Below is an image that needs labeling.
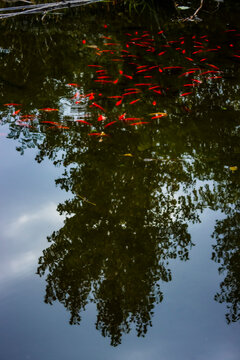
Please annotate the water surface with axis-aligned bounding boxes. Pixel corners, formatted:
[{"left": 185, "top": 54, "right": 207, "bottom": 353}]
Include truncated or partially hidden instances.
[{"left": 0, "top": 2, "right": 240, "bottom": 359}]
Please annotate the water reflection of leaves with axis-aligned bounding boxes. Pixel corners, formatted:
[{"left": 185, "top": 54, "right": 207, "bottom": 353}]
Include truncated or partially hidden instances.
[
  {"left": 210, "top": 176, "right": 240, "bottom": 324},
  {"left": 36, "top": 140, "right": 203, "bottom": 345},
  {"left": 1, "top": 11, "right": 240, "bottom": 343},
  {"left": 4, "top": 82, "right": 240, "bottom": 342},
  {"left": 212, "top": 210, "right": 240, "bottom": 323}
]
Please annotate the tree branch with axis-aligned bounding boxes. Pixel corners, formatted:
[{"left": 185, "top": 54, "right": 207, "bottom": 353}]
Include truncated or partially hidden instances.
[
  {"left": 181, "top": 0, "right": 204, "bottom": 22},
  {"left": 192, "top": 0, "right": 204, "bottom": 19}
]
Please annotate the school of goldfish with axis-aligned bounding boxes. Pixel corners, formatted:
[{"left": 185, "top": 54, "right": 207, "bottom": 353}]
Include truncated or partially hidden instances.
[{"left": 2, "top": 27, "right": 240, "bottom": 137}]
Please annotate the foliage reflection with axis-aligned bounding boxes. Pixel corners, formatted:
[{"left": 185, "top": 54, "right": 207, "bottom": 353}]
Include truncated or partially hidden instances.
[{"left": 0, "top": 3, "right": 240, "bottom": 345}]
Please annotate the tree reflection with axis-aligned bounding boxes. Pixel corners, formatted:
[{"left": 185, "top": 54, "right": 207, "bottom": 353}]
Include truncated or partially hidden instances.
[
  {"left": 36, "top": 140, "right": 201, "bottom": 345},
  {"left": 1, "top": 6, "right": 240, "bottom": 344},
  {"left": 211, "top": 175, "right": 240, "bottom": 324},
  {"left": 33, "top": 109, "right": 240, "bottom": 342}
]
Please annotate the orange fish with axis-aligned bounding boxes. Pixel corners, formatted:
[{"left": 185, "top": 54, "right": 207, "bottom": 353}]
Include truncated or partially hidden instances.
[
  {"left": 90, "top": 103, "right": 106, "bottom": 112},
  {"left": 87, "top": 65, "right": 103, "bottom": 68},
  {"left": 192, "top": 79, "right": 202, "bottom": 83},
  {"left": 88, "top": 132, "right": 108, "bottom": 137},
  {"left": 123, "top": 91, "right": 140, "bottom": 96},
  {"left": 130, "top": 122, "right": 149, "bottom": 125},
  {"left": 179, "top": 71, "right": 196, "bottom": 77},
  {"left": 56, "top": 125, "right": 69, "bottom": 129},
  {"left": 149, "top": 86, "right": 161, "bottom": 90},
  {"left": 153, "top": 90, "right": 162, "bottom": 95},
  {"left": 118, "top": 113, "right": 126, "bottom": 121},
  {"left": 39, "top": 108, "right": 59, "bottom": 112},
  {"left": 134, "top": 83, "right": 153, "bottom": 86},
  {"left": 104, "top": 121, "right": 117, "bottom": 128},
  {"left": 85, "top": 93, "right": 95, "bottom": 100},
  {"left": 129, "top": 99, "right": 140, "bottom": 105},
  {"left": 192, "top": 50, "right": 204, "bottom": 54},
  {"left": 72, "top": 92, "right": 80, "bottom": 99},
  {"left": 94, "top": 80, "right": 113, "bottom": 83},
  {"left": 151, "top": 114, "right": 167, "bottom": 119},
  {"left": 136, "top": 69, "right": 149, "bottom": 73},
  {"left": 97, "top": 76, "right": 110, "bottom": 79},
  {"left": 207, "top": 64, "right": 220, "bottom": 70},
  {"left": 163, "top": 66, "right": 183, "bottom": 70},
  {"left": 76, "top": 120, "right": 92, "bottom": 126},
  {"left": 98, "top": 115, "right": 107, "bottom": 121},
  {"left": 41, "top": 121, "right": 60, "bottom": 125},
  {"left": 180, "top": 92, "right": 193, "bottom": 97},
  {"left": 4, "top": 103, "right": 21, "bottom": 106},
  {"left": 206, "top": 76, "right": 222, "bottom": 79},
  {"left": 12, "top": 109, "right": 21, "bottom": 116},
  {"left": 123, "top": 74, "right": 133, "bottom": 80},
  {"left": 200, "top": 70, "right": 221, "bottom": 75},
  {"left": 115, "top": 98, "right": 123, "bottom": 106}
]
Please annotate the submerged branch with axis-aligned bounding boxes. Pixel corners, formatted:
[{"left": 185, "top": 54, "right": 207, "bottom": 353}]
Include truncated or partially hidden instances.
[
  {"left": 192, "top": 0, "right": 204, "bottom": 18},
  {"left": 181, "top": 0, "right": 204, "bottom": 22},
  {"left": 0, "top": 0, "right": 103, "bottom": 19}
]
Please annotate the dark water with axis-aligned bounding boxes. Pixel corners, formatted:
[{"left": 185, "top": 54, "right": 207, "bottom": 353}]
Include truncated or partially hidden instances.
[{"left": 0, "top": 2, "right": 240, "bottom": 359}]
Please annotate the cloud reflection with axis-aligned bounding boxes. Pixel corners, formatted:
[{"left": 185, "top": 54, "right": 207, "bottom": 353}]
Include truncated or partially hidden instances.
[{"left": 0, "top": 202, "right": 65, "bottom": 288}]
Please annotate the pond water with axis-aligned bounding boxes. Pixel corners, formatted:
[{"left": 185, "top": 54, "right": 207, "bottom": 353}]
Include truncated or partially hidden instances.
[{"left": 0, "top": 1, "right": 240, "bottom": 359}]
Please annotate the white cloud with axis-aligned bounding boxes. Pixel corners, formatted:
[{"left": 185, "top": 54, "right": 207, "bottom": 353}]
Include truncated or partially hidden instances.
[
  {"left": 196, "top": 345, "right": 240, "bottom": 360},
  {"left": 116, "top": 347, "right": 156, "bottom": 360},
  {"left": 4, "top": 202, "right": 63, "bottom": 238},
  {"left": 0, "top": 202, "right": 65, "bottom": 289}
]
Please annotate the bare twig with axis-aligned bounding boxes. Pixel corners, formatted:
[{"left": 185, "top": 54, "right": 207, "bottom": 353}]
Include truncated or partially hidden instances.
[
  {"left": 181, "top": 0, "right": 204, "bottom": 22},
  {"left": 192, "top": 0, "right": 204, "bottom": 19}
]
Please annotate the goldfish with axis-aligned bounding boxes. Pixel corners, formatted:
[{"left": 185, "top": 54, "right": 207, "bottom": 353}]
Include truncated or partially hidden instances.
[
  {"left": 180, "top": 92, "right": 193, "bottom": 97},
  {"left": 130, "top": 122, "right": 149, "bottom": 125},
  {"left": 104, "top": 121, "right": 117, "bottom": 128},
  {"left": 12, "top": 109, "right": 21, "bottom": 115},
  {"left": 67, "top": 83, "right": 80, "bottom": 87},
  {"left": 76, "top": 120, "right": 92, "bottom": 126},
  {"left": 98, "top": 115, "right": 106, "bottom": 121},
  {"left": 129, "top": 99, "right": 140, "bottom": 105},
  {"left": 179, "top": 71, "right": 196, "bottom": 77},
  {"left": 115, "top": 98, "right": 123, "bottom": 106},
  {"left": 90, "top": 103, "right": 106, "bottom": 112},
  {"left": 88, "top": 132, "right": 108, "bottom": 137},
  {"left": 41, "top": 121, "right": 60, "bottom": 125},
  {"left": 151, "top": 114, "right": 167, "bottom": 119},
  {"left": 87, "top": 65, "right": 103, "bottom": 68},
  {"left": 56, "top": 125, "right": 69, "bottom": 129},
  {"left": 39, "top": 108, "right": 59, "bottom": 112},
  {"left": 4, "top": 103, "right": 21, "bottom": 106}
]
